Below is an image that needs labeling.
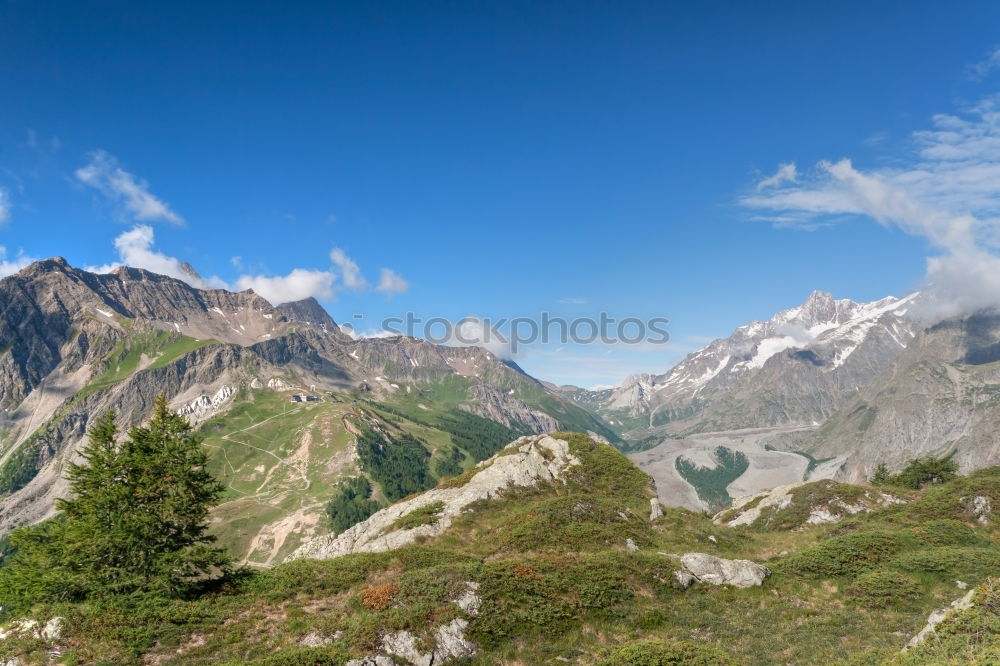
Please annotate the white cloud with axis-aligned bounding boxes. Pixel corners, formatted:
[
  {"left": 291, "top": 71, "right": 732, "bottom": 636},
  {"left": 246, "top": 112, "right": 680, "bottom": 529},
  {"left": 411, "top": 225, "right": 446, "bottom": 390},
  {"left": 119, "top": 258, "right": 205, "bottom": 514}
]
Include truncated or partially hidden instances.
[
  {"left": 330, "top": 247, "right": 367, "bottom": 290},
  {"left": 235, "top": 270, "right": 335, "bottom": 305},
  {"left": 338, "top": 324, "right": 400, "bottom": 340},
  {"left": 83, "top": 228, "right": 400, "bottom": 307},
  {"left": 448, "top": 317, "right": 513, "bottom": 358},
  {"left": 742, "top": 95, "right": 1000, "bottom": 319},
  {"left": 0, "top": 246, "right": 36, "bottom": 278},
  {"left": 86, "top": 225, "right": 227, "bottom": 290},
  {"left": 0, "top": 188, "right": 10, "bottom": 224},
  {"left": 75, "top": 150, "right": 184, "bottom": 225},
  {"left": 756, "top": 162, "right": 798, "bottom": 190},
  {"left": 970, "top": 47, "right": 1000, "bottom": 79},
  {"left": 375, "top": 267, "right": 408, "bottom": 295}
]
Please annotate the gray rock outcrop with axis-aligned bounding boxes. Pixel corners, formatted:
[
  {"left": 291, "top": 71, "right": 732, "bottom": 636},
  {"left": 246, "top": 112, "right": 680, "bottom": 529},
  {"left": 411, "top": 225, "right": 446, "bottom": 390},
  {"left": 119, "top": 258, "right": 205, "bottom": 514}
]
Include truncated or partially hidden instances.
[
  {"left": 286, "top": 435, "right": 581, "bottom": 561},
  {"left": 905, "top": 589, "right": 976, "bottom": 650},
  {"left": 714, "top": 482, "right": 903, "bottom": 529},
  {"left": 677, "top": 553, "right": 770, "bottom": 588}
]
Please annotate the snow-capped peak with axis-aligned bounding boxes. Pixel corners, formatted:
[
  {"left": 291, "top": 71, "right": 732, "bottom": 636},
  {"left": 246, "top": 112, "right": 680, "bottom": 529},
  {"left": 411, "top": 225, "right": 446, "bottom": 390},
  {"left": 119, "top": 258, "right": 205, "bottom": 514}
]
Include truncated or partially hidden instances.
[{"left": 601, "top": 290, "right": 918, "bottom": 415}]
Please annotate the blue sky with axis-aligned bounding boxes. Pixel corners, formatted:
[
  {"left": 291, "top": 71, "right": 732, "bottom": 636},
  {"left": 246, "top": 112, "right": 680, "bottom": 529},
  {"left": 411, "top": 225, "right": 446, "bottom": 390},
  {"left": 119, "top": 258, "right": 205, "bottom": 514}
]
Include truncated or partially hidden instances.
[{"left": 3, "top": 1, "right": 1000, "bottom": 386}]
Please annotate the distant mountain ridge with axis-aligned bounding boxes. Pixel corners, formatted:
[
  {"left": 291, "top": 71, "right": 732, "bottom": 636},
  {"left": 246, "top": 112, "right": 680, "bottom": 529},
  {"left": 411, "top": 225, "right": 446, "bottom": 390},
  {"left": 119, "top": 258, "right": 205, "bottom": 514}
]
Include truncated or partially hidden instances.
[
  {"left": 801, "top": 311, "right": 1000, "bottom": 480},
  {"left": 573, "top": 290, "right": 918, "bottom": 438}
]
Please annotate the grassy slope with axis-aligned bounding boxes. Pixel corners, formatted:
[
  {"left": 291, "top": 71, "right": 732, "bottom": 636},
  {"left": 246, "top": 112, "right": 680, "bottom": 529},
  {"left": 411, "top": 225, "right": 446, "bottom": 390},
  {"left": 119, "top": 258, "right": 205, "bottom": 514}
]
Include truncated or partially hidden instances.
[
  {"left": 6, "top": 436, "right": 1000, "bottom": 665},
  {"left": 199, "top": 384, "right": 509, "bottom": 565}
]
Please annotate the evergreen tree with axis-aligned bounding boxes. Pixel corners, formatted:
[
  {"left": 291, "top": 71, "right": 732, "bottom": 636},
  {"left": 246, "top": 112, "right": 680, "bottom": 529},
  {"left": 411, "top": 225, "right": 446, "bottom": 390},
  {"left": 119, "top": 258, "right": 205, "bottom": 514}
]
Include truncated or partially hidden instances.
[
  {"left": 0, "top": 396, "right": 230, "bottom": 610},
  {"left": 870, "top": 463, "right": 891, "bottom": 485}
]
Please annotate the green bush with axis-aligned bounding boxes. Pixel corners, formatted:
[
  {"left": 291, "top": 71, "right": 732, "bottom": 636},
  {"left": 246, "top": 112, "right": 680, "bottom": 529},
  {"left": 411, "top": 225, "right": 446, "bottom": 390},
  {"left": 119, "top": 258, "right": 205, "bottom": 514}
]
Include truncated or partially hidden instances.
[
  {"left": 471, "top": 553, "right": 633, "bottom": 648},
  {"left": 597, "top": 639, "right": 738, "bottom": 665},
  {"left": 879, "top": 455, "right": 959, "bottom": 489},
  {"left": 892, "top": 547, "right": 1000, "bottom": 581},
  {"left": 844, "top": 570, "right": 922, "bottom": 608},
  {"left": 391, "top": 501, "right": 445, "bottom": 531},
  {"left": 486, "top": 494, "right": 651, "bottom": 553},
  {"left": 910, "top": 519, "right": 983, "bottom": 547},
  {"left": 780, "top": 530, "right": 908, "bottom": 577}
]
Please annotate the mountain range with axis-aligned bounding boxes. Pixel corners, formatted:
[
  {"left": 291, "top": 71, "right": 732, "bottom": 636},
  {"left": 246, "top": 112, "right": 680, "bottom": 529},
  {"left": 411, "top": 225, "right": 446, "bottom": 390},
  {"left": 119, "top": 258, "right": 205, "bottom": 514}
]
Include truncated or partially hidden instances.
[
  {"left": 0, "top": 258, "right": 613, "bottom": 562},
  {"left": 5, "top": 258, "right": 1000, "bottom": 554}
]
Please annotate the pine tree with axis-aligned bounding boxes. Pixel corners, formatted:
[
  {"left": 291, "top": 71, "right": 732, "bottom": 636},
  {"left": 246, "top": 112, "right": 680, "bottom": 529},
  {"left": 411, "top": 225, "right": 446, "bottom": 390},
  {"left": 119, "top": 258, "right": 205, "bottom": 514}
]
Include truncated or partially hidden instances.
[{"left": 0, "top": 395, "right": 230, "bottom": 609}]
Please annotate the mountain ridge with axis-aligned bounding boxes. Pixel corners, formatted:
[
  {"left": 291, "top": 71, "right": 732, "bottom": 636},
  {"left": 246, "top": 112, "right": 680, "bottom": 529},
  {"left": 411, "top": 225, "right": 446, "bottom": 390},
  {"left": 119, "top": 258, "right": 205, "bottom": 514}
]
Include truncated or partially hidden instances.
[{"left": 0, "top": 259, "right": 616, "bottom": 552}]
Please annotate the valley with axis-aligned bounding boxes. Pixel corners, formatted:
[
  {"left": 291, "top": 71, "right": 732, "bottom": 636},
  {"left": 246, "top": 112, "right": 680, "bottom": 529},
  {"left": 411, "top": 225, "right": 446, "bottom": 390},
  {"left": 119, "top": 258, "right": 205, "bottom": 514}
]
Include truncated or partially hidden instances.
[{"left": 629, "top": 425, "right": 819, "bottom": 512}]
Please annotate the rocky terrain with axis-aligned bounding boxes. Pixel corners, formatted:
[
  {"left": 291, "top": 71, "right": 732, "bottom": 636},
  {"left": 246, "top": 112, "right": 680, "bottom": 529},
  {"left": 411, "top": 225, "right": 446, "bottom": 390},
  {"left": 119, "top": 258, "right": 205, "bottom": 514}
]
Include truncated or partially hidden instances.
[
  {"left": 801, "top": 312, "right": 1000, "bottom": 480},
  {"left": 288, "top": 434, "right": 582, "bottom": 561}
]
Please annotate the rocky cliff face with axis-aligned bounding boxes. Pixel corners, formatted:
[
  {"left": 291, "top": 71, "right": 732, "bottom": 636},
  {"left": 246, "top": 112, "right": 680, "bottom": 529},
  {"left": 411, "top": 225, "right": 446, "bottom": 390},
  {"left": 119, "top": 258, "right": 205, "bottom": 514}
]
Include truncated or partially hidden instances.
[
  {"left": 0, "top": 257, "right": 288, "bottom": 410},
  {"left": 276, "top": 297, "right": 342, "bottom": 334},
  {"left": 803, "top": 312, "right": 1000, "bottom": 481}
]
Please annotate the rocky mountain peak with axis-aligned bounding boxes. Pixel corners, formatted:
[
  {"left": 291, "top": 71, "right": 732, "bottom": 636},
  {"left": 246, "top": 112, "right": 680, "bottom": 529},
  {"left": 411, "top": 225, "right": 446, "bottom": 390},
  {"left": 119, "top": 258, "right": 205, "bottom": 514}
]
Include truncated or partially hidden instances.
[
  {"left": 276, "top": 297, "right": 339, "bottom": 331},
  {"left": 590, "top": 289, "right": 919, "bottom": 436}
]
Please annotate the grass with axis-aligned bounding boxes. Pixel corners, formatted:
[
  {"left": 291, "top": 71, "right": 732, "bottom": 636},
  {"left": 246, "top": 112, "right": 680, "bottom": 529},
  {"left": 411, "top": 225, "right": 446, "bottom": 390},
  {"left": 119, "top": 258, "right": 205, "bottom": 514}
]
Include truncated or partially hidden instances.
[
  {"left": 390, "top": 501, "right": 446, "bottom": 531},
  {"left": 75, "top": 329, "right": 218, "bottom": 402}
]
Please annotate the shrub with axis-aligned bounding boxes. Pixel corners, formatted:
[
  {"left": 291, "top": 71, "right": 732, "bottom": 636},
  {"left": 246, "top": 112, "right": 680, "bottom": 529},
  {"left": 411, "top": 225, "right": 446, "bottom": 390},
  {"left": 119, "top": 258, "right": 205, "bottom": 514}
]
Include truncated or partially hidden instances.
[
  {"left": 911, "top": 519, "right": 983, "bottom": 547},
  {"left": 391, "top": 501, "right": 446, "bottom": 531},
  {"left": 845, "top": 570, "right": 922, "bottom": 608},
  {"left": 488, "top": 494, "right": 651, "bottom": 553},
  {"left": 597, "top": 639, "right": 738, "bottom": 665},
  {"left": 892, "top": 546, "right": 1000, "bottom": 581},
  {"left": 471, "top": 553, "right": 632, "bottom": 648},
  {"left": 360, "top": 582, "right": 399, "bottom": 611},
  {"left": 880, "top": 455, "right": 959, "bottom": 489},
  {"left": 780, "top": 530, "right": 908, "bottom": 577}
]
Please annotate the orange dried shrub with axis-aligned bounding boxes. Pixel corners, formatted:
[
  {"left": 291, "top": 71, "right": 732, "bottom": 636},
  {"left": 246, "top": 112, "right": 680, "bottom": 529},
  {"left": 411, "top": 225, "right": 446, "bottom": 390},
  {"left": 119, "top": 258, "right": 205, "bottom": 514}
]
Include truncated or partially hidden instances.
[
  {"left": 513, "top": 563, "right": 538, "bottom": 580},
  {"left": 361, "top": 582, "right": 399, "bottom": 611}
]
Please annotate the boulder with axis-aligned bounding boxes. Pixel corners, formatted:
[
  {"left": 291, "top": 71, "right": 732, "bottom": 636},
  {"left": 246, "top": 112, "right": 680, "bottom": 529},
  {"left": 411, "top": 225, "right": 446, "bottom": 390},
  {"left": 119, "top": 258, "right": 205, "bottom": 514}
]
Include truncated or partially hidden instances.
[
  {"left": 650, "top": 498, "right": 663, "bottom": 521},
  {"left": 963, "top": 495, "right": 992, "bottom": 525},
  {"left": 673, "top": 570, "right": 697, "bottom": 590},
  {"left": 432, "top": 619, "right": 476, "bottom": 662},
  {"left": 679, "top": 553, "right": 770, "bottom": 588}
]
